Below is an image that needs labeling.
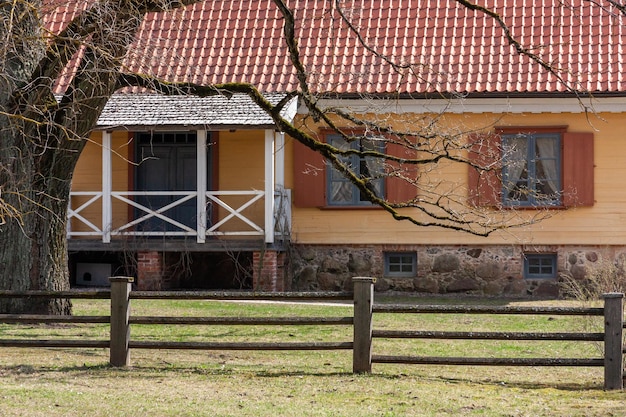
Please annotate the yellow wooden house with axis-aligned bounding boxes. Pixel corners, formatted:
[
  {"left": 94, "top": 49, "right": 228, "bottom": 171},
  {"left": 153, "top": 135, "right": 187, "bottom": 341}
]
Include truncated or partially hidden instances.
[{"left": 52, "top": 1, "right": 626, "bottom": 295}]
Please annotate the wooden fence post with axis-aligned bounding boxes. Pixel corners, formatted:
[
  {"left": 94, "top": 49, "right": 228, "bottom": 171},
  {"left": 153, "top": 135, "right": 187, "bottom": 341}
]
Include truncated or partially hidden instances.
[
  {"left": 353, "top": 277, "right": 375, "bottom": 373},
  {"left": 110, "top": 277, "right": 133, "bottom": 367},
  {"left": 603, "top": 292, "right": 623, "bottom": 390}
]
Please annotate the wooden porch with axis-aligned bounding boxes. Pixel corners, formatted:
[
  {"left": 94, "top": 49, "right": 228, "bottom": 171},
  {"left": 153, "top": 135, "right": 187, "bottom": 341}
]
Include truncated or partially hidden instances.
[{"left": 67, "top": 129, "right": 291, "bottom": 248}]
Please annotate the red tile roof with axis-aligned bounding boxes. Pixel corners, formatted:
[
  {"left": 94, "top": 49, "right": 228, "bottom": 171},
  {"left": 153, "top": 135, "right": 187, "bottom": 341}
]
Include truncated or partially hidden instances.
[{"left": 44, "top": 0, "right": 626, "bottom": 95}]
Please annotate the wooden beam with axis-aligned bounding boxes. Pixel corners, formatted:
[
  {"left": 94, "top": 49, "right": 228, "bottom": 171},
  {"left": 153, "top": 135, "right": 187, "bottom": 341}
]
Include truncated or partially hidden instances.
[{"left": 264, "top": 129, "right": 275, "bottom": 243}]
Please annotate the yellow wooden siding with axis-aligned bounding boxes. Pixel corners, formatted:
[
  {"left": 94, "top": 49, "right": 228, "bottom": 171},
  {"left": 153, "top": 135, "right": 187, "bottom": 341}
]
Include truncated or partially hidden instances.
[
  {"left": 216, "top": 130, "right": 266, "bottom": 233},
  {"left": 70, "top": 132, "right": 130, "bottom": 233},
  {"left": 289, "top": 112, "right": 626, "bottom": 246}
]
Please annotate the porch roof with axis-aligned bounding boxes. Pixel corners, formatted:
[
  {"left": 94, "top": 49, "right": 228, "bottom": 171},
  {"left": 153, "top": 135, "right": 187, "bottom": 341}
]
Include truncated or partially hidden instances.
[{"left": 95, "top": 92, "right": 297, "bottom": 130}]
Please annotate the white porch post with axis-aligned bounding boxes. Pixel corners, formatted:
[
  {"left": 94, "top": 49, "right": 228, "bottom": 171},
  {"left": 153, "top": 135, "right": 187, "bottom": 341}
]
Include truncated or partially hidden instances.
[
  {"left": 264, "top": 129, "right": 275, "bottom": 244},
  {"left": 197, "top": 130, "right": 208, "bottom": 243},
  {"left": 273, "top": 131, "right": 290, "bottom": 239},
  {"left": 102, "top": 131, "right": 112, "bottom": 243},
  {"left": 275, "top": 132, "right": 285, "bottom": 189}
]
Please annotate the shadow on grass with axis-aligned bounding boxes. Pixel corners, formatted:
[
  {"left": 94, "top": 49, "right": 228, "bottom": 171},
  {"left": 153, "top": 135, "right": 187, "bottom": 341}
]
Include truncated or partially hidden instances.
[
  {"left": 395, "top": 371, "right": 605, "bottom": 392},
  {"left": 0, "top": 362, "right": 606, "bottom": 392},
  {"left": 237, "top": 366, "right": 606, "bottom": 392}
]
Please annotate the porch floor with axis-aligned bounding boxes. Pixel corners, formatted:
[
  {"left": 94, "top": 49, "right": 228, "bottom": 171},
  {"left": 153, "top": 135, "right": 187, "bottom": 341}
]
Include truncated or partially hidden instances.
[{"left": 67, "top": 238, "right": 282, "bottom": 253}]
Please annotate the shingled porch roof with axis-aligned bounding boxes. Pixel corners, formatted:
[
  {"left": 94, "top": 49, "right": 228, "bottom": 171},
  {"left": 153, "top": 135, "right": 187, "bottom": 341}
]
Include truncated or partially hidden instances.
[
  {"left": 44, "top": 0, "right": 626, "bottom": 97},
  {"left": 95, "top": 92, "right": 297, "bottom": 129}
]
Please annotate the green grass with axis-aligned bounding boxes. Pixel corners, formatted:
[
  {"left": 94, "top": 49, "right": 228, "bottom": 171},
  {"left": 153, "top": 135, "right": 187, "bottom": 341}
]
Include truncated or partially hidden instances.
[{"left": 0, "top": 297, "right": 624, "bottom": 416}]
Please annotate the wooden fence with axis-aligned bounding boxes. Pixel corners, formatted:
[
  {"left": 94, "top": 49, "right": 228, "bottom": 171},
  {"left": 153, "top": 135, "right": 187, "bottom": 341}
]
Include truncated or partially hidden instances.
[{"left": 0, "top": 277, "right": 623, "bottom": 389}]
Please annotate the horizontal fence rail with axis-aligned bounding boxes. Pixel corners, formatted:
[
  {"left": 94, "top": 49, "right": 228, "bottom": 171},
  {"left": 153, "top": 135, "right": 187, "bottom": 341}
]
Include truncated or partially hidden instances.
[
  {"left": 0, "top": 290, "right": 353, "bottom": 301},
  {"left": 372, "top": 330, "right": 605, "bottom": 341},
  {"left": 0, "top": 315, "right": 110, "bottom": 324},
  {"left": 374, "top": 304, "right": 605, "bottom": 315},
  {"left": 128, "top": 290, "right": 353, "bottom": 301},
  {"left": 129, "top": 316, "right": 353, "bottom": 325},
  {"left": 0, "top": 290, "right": 112, "bottom": 299},
  {"left": 129, "top": 341, "right": 354, "bottom": 351},
  {"left": 0, "top": 277, "right": 623, "bottom": 390},
  {"left": 0, "top": 339, "right": 110, "bottom": 348},
  {"left": 371, "top": 356, "right": 605, "bottom": 367}
]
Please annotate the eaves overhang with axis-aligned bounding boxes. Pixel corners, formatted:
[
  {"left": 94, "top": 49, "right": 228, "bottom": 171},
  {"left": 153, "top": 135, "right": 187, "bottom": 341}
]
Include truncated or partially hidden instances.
[{"left": 308, "top": 94, "right": 626, "bottom": 115}]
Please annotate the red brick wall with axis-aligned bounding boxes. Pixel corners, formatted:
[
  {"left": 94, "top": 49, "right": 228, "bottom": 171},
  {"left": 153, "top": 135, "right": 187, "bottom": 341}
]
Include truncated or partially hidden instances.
[
  {"left": 253, "top": 250, "right": 286, "bottom": 291},
  {"left": 137, "top": 251, "right": 163, "bottom": 290}
]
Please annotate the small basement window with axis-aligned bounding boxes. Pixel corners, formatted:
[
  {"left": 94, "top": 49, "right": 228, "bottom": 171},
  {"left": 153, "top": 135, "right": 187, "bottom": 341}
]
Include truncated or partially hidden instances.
[
  {"left": 384, "top": 252, "right": 417, "bottom": 278},
  {"left": 524, "top": 254, "right": 557, "bottom": 279}
]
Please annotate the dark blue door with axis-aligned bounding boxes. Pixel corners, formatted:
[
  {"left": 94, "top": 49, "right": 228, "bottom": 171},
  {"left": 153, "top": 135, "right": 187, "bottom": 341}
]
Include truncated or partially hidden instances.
[{"left": 136, "top": 132, "right": 198, "bottom": 233}]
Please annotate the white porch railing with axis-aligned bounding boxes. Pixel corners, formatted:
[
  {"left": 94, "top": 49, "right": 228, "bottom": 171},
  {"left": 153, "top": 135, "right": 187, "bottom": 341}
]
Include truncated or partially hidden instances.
[{"left": 67, "top": 190, "right": 290, "bottom": 243}]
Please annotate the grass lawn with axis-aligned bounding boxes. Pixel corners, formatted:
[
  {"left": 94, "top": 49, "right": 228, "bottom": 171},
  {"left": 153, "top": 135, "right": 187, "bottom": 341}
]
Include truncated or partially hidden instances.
[{"left": 1, "top": 296, "right": 625, "bottom": 416}]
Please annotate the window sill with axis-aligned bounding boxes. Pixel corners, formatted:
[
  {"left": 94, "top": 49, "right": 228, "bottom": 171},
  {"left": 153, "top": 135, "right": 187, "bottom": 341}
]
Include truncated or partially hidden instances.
[
  {"left": 319, "top": 205, "right": 382, "bottom": 210},
  {"left": 383, "top": 275, "right": 417, "bottom": 279},
  {"left": 523, "top": 276, "right": 557, "bottom": 280},
  {"left": 499, "top": 204, "right": 567, "bottom": 211}
]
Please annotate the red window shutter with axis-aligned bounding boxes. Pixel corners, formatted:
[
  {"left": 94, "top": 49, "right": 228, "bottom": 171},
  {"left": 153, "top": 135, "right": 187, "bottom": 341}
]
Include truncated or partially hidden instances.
[
  {"left": 562, "top": 132, "right": 594, "bottom": 207},
  {"left": 467, "top": 134, "right": 501, "bottom": 207},
  {"left": 293, "top": 140, "right": 326, "bottom": 207},
  {"left": 385, "top": 141, "right": 418, "bottom": 204}
]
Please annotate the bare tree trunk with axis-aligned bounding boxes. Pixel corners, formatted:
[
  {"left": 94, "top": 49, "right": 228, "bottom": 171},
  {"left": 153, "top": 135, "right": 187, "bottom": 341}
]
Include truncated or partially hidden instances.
[
  {"left": 0, "top": 0, "right": 144, "bottom": 313},
  {"left": 0, "top": 125, "right": 75, "bottom": 314}
]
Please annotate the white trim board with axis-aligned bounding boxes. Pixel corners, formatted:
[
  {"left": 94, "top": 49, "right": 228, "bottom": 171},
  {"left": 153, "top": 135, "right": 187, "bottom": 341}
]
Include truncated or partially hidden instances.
[{"left": 309, "top": 96, "right": 626, "bottom": 114}]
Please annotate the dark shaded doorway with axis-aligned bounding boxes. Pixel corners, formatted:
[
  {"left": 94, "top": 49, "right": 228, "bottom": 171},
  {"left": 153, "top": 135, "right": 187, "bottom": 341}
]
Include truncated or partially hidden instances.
[{"left": 135, "top": 132, "right": 203, "bottom": 232}]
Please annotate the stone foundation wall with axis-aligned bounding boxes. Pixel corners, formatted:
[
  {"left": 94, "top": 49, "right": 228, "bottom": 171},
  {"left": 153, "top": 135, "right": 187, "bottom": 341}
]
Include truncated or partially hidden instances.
[{"left": 290, "top": 244, "right": 626, "bottom": 297}]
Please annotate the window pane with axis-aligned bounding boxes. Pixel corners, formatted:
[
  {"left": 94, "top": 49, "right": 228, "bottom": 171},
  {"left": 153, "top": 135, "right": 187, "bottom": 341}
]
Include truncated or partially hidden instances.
[
  {"left": 327, "top": 135, "right": 384, "bottom": 205},
  {"left": 503, "top": 133, "right": 561, "bottom": 206},
  {"left": 534, "top": 136, "right": 559, "bottom": 202},
  {"left": 329, "top": 137, "right": 350, "bottom": 151},
  {"left": 329, "top": 182, "right": 352, "bottom": 204},
  {"left": 503, "top": 136, "right": 530, "bottom": 203},
  {"left": 524, "top": 254, "right": 556, "bottom": 278},
  {"left": 385, "top": 252, "right": 416, "bottom": 277},
  {"left": 359, "top": 179, "right": 384, "bottom": 202}
]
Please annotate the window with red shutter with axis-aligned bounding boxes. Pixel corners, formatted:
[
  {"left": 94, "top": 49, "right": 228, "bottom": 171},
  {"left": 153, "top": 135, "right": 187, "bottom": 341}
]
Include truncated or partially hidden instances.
[
  {"left": 467, "top": 128, "right": 594, "bottom": 208},
  {"left": 293, "top": 133, "right": 418, "bottom": 208}
]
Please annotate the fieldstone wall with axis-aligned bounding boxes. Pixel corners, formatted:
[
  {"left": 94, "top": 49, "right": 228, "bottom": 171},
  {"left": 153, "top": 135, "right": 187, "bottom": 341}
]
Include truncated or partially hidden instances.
[{"left": 290, "top": 244, "right": 626, "bottom": 298}]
